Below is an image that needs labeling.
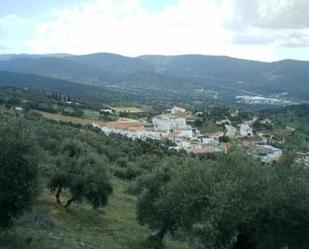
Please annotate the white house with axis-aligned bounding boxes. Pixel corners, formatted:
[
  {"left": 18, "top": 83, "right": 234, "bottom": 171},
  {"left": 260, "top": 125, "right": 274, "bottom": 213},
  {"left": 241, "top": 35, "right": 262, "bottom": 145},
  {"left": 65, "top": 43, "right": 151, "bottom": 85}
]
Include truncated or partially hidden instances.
[
  {"left": 152, "top": 115, "right": 186, "bottom": 131},
  {"left": 176, "top": 128, "right": 195, "bottom": 138},
  {"left": 216, "top": 119, "right": 231, "bottom": 125},
  {"left": 255, "top": 144, "right": 282, "bottom": 162},
  {"left": 230, "top": 110, "right": 239, "bottom": 117},
  {"left": 260, "top": 119, "right": 272, "bottom": 125},
  {"left": 200, "top": 136, "right": 218, "bottom": 145},
  {"left": 296, "top": 152, "right": 309, "bottom": 166},
  {"left": 171, "top": 106, "right": 186, "bottom": 115},
  {"left": 14, "top": 107, "right": 24, "bottom": 111},
  {"left": 100, "top": 109, "right": 114, "bottom": 114},
  {"left": 174, "top": 139, "right": 191, "bottom": 150},
  {"left": 239, "top": 124, "right": 254, "bottom": 137}
]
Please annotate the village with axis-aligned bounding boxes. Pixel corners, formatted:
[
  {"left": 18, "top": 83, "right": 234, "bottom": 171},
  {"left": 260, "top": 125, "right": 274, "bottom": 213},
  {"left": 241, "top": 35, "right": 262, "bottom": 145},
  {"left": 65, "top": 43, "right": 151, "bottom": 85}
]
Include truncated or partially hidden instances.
[
  {"left": 92, "top": 105, "right": 308, "bottom": 164},
  {"left": 236, "top": 95, "right": 295, "bottom": 105}
]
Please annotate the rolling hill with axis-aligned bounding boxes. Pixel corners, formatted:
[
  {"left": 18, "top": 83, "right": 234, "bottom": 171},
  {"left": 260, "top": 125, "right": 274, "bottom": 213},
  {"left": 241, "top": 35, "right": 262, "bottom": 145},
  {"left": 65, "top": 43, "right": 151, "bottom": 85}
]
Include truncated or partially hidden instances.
[
  {"left": 0, "top": 70, "right": 134, "bottom": 105},
  {"left": 67, "top": 53, "right": 154, "bottom": 74},
  {"left": 139, "top": 55, "right": 309, "bottom": 98},
  {"left": 0, "top": 53, "right": 308, "bottom": 101}
]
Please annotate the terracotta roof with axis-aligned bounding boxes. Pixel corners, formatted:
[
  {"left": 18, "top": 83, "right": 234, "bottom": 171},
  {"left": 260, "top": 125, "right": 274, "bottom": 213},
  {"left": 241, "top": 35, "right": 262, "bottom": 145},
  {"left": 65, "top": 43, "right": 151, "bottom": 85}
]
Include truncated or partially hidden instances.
[{"left": 190, "top": 146, "right": 221, "bottom": 154}]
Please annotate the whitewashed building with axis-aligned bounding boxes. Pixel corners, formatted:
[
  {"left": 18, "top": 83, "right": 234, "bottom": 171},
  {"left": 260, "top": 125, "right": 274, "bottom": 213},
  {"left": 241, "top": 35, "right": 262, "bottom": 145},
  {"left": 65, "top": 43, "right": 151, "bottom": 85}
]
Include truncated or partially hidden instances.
[
  {"left": 92, "top": 123, "right": 167, "bottom": 140},
  {"left": 296, "top": 152, "right": 309, "bottom": 166},
  {"left": 14, "top": 107, "right": 24, "bottom": 111},
  {"left": 239, "top": 124, "right": 254, "bottom": 137},
  {"left": 255, "top": 144, "right": 282, "bottom": 162},
  {"left": 200, "top": 136, "right": 219, "bottom": 145},
  {"left": 152, "top": 115, "right": 186, "bottom": 130},
  {"left": 171, "top": 106, "right": 186, "bottom": 115},
  {"left": 100, "top": 109, "right": 113, "bottom": 114},
  {"left": 216, "top": 119, "right": 232, "bottom": 125},
  {"left": 176, "top": 128, "right": 195, "bottom": 138}
]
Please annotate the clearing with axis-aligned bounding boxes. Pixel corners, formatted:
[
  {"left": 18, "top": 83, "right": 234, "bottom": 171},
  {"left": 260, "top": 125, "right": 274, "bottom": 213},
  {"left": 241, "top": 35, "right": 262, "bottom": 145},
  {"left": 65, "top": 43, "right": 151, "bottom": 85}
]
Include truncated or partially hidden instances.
[
  {"left": 35, "top": 111, "right": 99, "bottom": 125},
  {"left": 112, "top": 107, "right": 148, "bottom": 113}
]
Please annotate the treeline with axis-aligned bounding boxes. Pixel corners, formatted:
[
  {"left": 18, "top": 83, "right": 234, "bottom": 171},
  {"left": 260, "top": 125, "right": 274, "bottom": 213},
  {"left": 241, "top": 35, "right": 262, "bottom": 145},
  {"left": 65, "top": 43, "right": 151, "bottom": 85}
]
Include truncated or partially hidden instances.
[{"left": 0, "top": 71, "right": 229, "bottom": 113}]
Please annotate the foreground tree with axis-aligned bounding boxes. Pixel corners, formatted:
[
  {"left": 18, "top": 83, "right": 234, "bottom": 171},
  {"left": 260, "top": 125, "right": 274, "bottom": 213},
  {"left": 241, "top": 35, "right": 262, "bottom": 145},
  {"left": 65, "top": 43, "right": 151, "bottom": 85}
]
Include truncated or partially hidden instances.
[
  {"left": 0, "top": 118, "right": 38, "bottom": 228},
  {"left": 136, "top": 159, "right": 177, "bottom": 246},
  {"left": 193, "top": 152, "right": 309, "bottom": 249},
  {"left": 48, "top": 139, "right": 112, "bottom": 208},
  {"left": 136, "top": 157, "right": 203, "bottom": 246},
  {"left": 137, "top": 149, "right": 309, "bottom": 249}
]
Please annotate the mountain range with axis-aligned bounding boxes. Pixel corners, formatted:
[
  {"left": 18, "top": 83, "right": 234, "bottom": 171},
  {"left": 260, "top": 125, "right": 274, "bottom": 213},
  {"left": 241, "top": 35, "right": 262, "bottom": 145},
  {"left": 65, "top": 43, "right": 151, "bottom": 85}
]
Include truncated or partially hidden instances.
[{"left": 0, "top": 53, "right": 308, "bottom": 101}]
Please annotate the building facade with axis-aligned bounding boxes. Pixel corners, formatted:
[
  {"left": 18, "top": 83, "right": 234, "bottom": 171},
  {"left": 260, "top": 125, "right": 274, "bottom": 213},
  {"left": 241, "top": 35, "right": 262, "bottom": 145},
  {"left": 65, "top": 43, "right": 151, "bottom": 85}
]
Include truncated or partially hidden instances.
[{"left": 152, "top": 115, "right": 186, "bottom": 130}]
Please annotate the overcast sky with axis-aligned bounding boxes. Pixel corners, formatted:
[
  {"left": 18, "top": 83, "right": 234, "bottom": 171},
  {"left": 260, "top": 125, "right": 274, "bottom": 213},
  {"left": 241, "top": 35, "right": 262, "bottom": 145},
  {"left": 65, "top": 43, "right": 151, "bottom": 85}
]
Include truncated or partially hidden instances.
[{"left": 1, "top": 0, "right": 309, "bottom": 61}]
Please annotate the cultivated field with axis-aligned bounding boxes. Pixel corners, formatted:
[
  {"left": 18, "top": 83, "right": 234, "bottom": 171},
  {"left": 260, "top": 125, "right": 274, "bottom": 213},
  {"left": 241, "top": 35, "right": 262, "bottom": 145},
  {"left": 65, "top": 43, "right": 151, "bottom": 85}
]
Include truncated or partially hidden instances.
[
  {"left": 112, "top": 106, "right": 148, "bottom": 113},
  {"left": 94, "top": 118, "right": 146, "bottom": 129},
  {"left": 35, "top": 111, "right": 96, "bottom": 125}
]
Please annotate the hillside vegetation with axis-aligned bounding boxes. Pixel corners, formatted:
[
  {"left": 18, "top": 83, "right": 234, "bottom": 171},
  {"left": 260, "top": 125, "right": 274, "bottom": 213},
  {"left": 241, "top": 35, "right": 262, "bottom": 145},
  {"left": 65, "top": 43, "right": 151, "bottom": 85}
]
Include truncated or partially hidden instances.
[
  {"left": 1, "top": 87, "right": 309, "bottom": 249},
  {"left": 0, "top": 106, "right": 188, "bottom": 249},
  {"left": 0, "top": 53, "right": 309, "bottom": 100},
  {"left": 0, "top": 179, "right": 187, "bottom": 249}
]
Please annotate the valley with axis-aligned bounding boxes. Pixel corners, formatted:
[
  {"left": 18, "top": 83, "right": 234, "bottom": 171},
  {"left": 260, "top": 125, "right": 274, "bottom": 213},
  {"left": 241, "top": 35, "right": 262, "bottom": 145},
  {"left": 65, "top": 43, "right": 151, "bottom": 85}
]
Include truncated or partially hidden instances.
[
  {"left": 1, "top": 53, "right": 309, "bottom": 249},
  {"left": 1, "top": 1, "right": 309, "bottom": 248}
]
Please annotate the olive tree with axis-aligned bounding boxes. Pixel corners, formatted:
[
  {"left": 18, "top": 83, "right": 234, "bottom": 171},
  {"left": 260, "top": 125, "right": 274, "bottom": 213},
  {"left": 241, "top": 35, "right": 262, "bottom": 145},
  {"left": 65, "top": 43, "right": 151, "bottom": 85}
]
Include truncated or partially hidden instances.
[
  {"left": 137, "top": 149, "right": 309, "bottom": 249},
  {"left": 189, "top": 151, "right": 309, "bottom": 249},
  {"left": 48, "top": 139, "right": 112, "bottom": 208},
  {"left": 136, "top": 159, "right": 176, "bottom": 244},
  {"left": 0, "top": 118, "right": 38, "bottom": 228},
  {"left": 136, "top": 157, "right": 202, "bottom": 246}
]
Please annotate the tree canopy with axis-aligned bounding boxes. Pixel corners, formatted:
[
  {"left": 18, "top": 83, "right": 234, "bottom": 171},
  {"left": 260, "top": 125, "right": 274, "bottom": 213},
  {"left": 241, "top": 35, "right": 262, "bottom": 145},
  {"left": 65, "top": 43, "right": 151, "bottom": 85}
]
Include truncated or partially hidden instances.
[
  {"left": 136, "top": 149, "right": 309, "bottom": 249},
  {"left": 0, "top": 117, "right": 38, "bottom": 228},
  {"left": 48, "top": 139, "right": 112, "bottom": 208}
]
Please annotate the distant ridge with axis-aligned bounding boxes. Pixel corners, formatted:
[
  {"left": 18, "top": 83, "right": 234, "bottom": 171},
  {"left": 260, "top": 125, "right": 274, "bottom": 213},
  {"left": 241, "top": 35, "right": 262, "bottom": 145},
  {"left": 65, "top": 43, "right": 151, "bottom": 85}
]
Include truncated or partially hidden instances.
[{"left": 0, "top": 52, "right": 308, "bottom": 100}]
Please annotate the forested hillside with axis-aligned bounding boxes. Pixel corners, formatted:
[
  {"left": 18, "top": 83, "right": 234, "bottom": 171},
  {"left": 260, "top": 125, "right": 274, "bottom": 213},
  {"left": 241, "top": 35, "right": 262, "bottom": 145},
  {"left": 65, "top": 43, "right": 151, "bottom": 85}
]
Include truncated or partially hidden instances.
[
  {"left": 0, "top": 71, "right": 223, "bottom": 111},
  {"left": 0, "top": 53, "right": 308, "bottom": 100}
]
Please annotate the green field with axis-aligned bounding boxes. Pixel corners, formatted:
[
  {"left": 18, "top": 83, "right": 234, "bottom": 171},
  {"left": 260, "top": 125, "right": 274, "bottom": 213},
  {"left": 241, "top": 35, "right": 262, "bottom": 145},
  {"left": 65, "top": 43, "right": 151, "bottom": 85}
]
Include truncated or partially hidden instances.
[{"left": 35, "top": 111, "right": 99, "bottom": 125}]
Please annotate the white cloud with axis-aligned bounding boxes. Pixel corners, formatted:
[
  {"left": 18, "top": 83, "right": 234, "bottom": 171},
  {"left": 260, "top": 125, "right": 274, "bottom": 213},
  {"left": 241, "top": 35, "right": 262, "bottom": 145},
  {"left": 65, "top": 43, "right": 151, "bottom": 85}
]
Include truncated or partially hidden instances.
[
  {"left": 0, "top": 14, "right": 32, "bottom": 52},
  {"left": 225, "top": 0, "right": 309, "bottom": 58},
  {"left": 25, "top": 0, "right": 228, "bottom": 55},
  {"left": 227, "top": 0, "right": 309, "bottom": 29},
  {"left": 21, "top": 0, "right": 309, "bottom": 61}
]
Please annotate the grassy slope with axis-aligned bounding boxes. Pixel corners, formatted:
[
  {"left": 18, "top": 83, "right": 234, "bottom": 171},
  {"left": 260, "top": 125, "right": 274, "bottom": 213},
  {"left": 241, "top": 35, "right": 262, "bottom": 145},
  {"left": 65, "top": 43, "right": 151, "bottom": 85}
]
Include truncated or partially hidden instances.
[
  {"left": 0, "top": 179, "right": 189, "bottom": 249},
  {"left": 0, "top": 107, "right": 187, "bottom": 249},
  {"left": 35, "top": 111, "right": 98, "bottom": 125}
]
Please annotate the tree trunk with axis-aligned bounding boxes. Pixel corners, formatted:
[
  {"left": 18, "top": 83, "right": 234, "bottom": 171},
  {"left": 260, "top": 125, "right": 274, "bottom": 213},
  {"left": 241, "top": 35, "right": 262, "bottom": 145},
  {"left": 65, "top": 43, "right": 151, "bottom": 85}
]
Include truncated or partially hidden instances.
[
  {"left": 156, "top": 226, "right": 167, "bottom": 242},
  {"left": 55, "top": 186, "right": 63, "bottom": 206},
  {"left": 146, "top": 233, "right": 164, "bottom": 249},
  {"left": 64, "top": 198, "right": 75, "bottom": 208},
  {"left": 145, "top": 226, "right": 167, "bottom": 249},
  {"left": 236, "top": 232, "right": 253, "bottom": 249}
]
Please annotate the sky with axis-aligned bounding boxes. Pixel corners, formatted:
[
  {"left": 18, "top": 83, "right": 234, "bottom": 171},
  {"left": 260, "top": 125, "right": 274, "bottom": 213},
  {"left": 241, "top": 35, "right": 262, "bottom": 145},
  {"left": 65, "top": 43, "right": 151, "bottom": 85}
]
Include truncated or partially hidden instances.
[{"left": 0, "top": 0, "right": 309, "bottom": 61}]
